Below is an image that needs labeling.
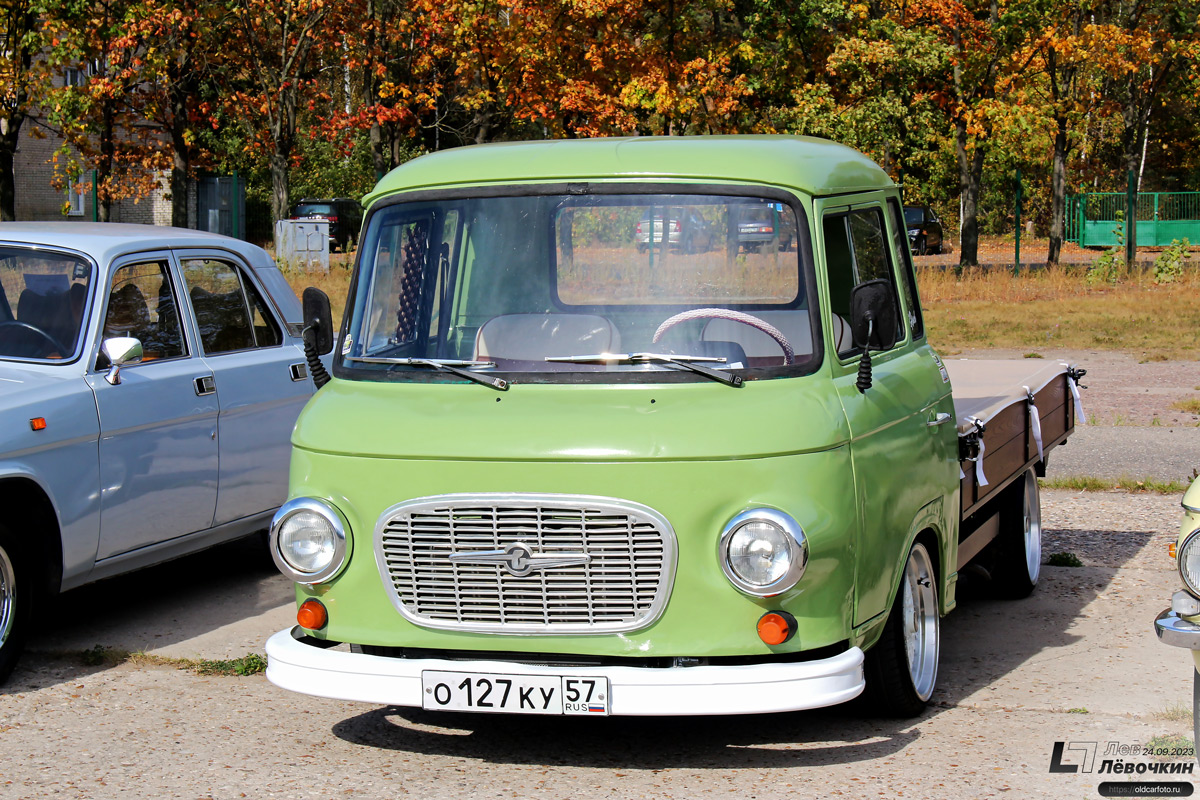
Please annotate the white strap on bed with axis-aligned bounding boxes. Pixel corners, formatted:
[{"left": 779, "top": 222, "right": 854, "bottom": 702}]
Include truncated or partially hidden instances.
[
  {"left": 1024, "top": 386, "right": 1044, "bottom": 463},
  {"left": 967, "top": 416, "right": 988, "bottom": 487},
  {"left": 1068, "top": 372, "right": 1087, "bottom": 425}
]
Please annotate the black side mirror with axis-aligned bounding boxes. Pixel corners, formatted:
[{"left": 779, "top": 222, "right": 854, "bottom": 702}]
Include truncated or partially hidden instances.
[
  {"left": 849, "top": 279, "right": 899, "bottom": 393},
  {"left": 302, "top": 287, "right": 334, "bottom": 389},
  {"left": 303, "top": 287, "right": 334, "bottom": 356}
]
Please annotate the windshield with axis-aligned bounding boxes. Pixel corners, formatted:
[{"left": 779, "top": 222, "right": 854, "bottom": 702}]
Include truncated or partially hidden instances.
[
  {"left": 294, "top": 203, "right": 335, "bottom": 217},
  {"left": 0, "top": 246, "right": 94, "bottom": 361},
  {"left": 340, "top": 190, "right": 818, "bottom": 384},
  {"left": 903, "top": 207, "right": 924, "bottom": 226}
]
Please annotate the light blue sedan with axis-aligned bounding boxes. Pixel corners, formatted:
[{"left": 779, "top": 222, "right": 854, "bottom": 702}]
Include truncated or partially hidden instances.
[{"left": 0, "top": 223, "right": 318, "bottom": 682}]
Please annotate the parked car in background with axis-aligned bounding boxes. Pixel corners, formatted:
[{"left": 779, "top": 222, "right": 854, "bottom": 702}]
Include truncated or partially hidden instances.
[
  {"left": 290, "top": 198, "right": 363, "bottom": 252},
  {"left": 635, "top": 206, "right": 715, "bottom": 253},
  {"left": 738, "top": 203, "right": 794, "bottom": 252},
  {"left": 0, "top": 223, "right": 320, "bottom": 684},
  {"left": 1154, "top": 477, "right": 1200, "bottom": 756},
  {"left": 904, "top": 206, "right": 944, "bottom": 255}
]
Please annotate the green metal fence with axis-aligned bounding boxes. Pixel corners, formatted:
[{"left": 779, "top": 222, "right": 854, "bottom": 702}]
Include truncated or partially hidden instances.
[{"left": 1066, "top": 191, "right": 1200, "bottom": 247}]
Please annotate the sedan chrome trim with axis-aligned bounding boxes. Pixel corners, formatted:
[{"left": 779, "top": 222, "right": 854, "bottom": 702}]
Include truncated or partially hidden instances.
[{"left": 1155, "top": 608, "right": 1200, "bottom": 649}]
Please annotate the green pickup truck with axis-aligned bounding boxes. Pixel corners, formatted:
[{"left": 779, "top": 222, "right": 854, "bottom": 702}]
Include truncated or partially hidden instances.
[{"left": 265, "top": 136, "right": 1083, "bottom": 718}]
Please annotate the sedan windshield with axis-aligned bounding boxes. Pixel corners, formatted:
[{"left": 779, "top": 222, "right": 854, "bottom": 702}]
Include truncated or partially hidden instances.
[
  {"left": 0, "top": 247, "right": 93, "bottom": 361},
  {"left": 340, "top": 190, "right": 818, "bottom": 384}
]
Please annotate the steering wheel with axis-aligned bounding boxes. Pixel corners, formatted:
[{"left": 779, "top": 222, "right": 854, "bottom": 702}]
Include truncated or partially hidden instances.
[
  {"left": 652, "top": 308, "right": 794, "bottom": 365},
  {"left": 0, "top": 320, "right": 69, "bottom": 359}
]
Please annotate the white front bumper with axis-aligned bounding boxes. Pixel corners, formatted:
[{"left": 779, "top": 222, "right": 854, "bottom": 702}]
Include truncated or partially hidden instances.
[{"left": 266, "top": 628, "right": 865, "bottom": 716}]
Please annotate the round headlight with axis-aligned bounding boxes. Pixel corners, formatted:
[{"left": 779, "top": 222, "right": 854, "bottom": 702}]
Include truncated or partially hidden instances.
[
  {"left": 1179, "top": 528, "right": 1200, "bottom": 597},
  {"left": 720, "top": 509, "right": 808, "bottom": 597},
  {"left": 270, "top": 498, "right": 349, "bottom": 584}
]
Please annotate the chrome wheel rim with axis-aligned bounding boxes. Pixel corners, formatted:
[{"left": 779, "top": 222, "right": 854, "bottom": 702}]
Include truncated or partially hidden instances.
[
  {"left": 1023, "top": 471, "right": 1042, "bottom": 584},
  {"left": 0, "top": 545, "right": 15, "bottom": 647},
  {"left": 901, "top": 544, "right": 939, "bottom": 702}
]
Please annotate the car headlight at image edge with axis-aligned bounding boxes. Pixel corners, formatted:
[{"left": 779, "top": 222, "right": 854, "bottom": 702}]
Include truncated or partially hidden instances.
[
  {"left": 720, "top": 509, "right": 808, "bottom": 596},
  {"left": 1178, "top": 527, "right": 1200, "bottom": 598},
  {"left": 270, "top": 497, "right": 350, "bottom": 584}
]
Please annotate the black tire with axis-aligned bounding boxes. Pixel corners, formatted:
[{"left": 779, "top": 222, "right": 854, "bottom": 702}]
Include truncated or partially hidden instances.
[
  {"left": 862, "top": 542, "right": 940, "bottom": 717},
  {"left": 914, "top": 237, "right": 927, "bottom": 256},
  {"left": 0, "top": 523, "right": 32, "bottom": 685},
  {"left": 993, "top": 469, "right": 1041, "bottom": 599}
]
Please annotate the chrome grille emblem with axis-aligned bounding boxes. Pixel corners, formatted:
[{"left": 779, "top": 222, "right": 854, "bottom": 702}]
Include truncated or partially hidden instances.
[{"left": 448, "top": 542, "right": 591, "bottom": 577}]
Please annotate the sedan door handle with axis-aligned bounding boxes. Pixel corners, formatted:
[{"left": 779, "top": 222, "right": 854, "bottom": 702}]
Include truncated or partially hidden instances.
[
  {"left": 289, "top": 362, "right": 309, "bottom": 382},
  {"left": 194, "top": 376, "right": 216, "bottom": 396},
  {"left": 926, "top": 412, "right": 952, "bottom": 428}
]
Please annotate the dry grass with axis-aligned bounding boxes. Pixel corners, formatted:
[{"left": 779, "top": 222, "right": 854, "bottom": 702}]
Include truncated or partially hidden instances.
[
  {"left": 917, "top": 265, "right": 1200, "bottom": 360},
  {"left": 1174, "top": 398, "right": 1200, "bottom": 414}
]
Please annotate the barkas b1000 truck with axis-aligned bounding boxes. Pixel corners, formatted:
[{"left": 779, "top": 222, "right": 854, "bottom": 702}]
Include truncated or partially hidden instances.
[{"left": 265, "top": 136, "right": 1084, "bottom": 717}]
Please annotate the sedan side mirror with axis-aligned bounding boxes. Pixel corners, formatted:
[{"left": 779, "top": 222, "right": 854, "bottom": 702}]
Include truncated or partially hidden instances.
[
  {"left": 101, "top": 336, "right": 143, "bottom": 385},
  {"left": 849, "top": 279, "right": 899, "bottom": 393}
]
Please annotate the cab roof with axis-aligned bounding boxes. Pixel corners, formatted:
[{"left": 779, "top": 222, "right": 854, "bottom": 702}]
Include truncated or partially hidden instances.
[{"left": 365, "top": 135, "right": 895, "bottom": 206}]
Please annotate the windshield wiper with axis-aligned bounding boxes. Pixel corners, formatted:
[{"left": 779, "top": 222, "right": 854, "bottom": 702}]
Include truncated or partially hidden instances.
[
  {"left": 347, "top": 356, "right": 509, "bottom": 391},
  {"left": 545, "top": 353, "right": 743, "bottom": 388}
]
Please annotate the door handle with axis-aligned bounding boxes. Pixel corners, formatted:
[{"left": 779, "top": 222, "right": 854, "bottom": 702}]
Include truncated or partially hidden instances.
[
  {"left": 289, "top": 362, "right": 309, "bottom": 382},
  {"left": 926, "top": 412, "right": 952, "bottom": 428},
  {"left": 194, "top": 376, "right": 216, "bottom": 396}
]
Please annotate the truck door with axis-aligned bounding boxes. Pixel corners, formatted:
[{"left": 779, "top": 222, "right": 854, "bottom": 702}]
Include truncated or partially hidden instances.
[
  {"left": 89, "top": 256, "right": 219, "bottom": 560},
  {"left": 816, "top": 195, "right": 957, "bottom": 627},
  {"left": 177, "top": 253, "right": 311, "bottom": 525}
]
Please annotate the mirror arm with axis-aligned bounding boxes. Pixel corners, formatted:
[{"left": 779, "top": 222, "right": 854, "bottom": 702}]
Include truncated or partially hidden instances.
[
  {"left": 304, "top": 325, "right": 331, "bottom": 389},
  {"left": 856, "top": 316, "right": 874, "bottom": 394}
]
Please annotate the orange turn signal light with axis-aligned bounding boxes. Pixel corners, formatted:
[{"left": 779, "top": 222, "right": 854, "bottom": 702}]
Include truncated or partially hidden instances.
[
  {"left": 1170, "top": 543, "right": 1178, "bottom": 559},
  {"left": 30, "top": 417, "right": 46, "bottom": 431},
  {"left": 297, "top": 599, "right": 328, "bottom": 630},
  {"left": 757, "top": 611, "right": 797, "bottom": 646}
]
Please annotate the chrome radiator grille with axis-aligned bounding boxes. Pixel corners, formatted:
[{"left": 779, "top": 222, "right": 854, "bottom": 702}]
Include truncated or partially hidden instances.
[{"left": 374, "top": 494, "right": 677, "bottom": 634}]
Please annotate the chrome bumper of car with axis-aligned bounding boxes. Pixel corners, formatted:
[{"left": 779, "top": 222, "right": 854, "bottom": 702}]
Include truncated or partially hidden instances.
[{"left": 1155, "top": 608, "right": 1200, "bottom": 649}]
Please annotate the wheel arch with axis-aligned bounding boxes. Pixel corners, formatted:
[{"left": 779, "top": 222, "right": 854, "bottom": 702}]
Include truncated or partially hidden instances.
[{"left": 0, "top": 476, "right": 64, "bottom": 600}]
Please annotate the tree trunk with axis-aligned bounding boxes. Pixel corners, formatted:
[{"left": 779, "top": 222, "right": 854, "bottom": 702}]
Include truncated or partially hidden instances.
[
  {"left": 270, "top": 149, "right": 290, "bottom": 226},
  {"left": 0, "top": 118, "right": 22, "bottom": 221},
  {"left": 169, "top": 74, "right": 191, "bottom": 228},
  {"left": 955, "top": 118, "right": 984, "bottom": 268},
  {"left": 1048, "top": 115, "right": 1069, "bottom": 266},
  {"left": 98, "top": 101, "right": 115, "bottom": 223}
]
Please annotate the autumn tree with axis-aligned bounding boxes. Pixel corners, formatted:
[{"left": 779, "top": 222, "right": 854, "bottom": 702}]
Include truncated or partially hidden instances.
[
  {"left": 0, "top": 0, "right": 42, "bottom": 219},
  {"left": 222, "top": 0, "right": 343, "bottom": 224}
]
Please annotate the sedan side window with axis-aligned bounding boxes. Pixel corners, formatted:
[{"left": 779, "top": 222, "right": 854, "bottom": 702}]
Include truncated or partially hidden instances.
[
  {"left": 181, "top": 259, "right": 282, "bottom": 355},
  {"left": 101, "top": 261, "right": 186, "bottom": 362}
]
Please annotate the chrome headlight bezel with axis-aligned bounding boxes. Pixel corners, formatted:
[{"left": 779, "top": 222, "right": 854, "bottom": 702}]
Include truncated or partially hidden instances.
[
  {"left": 270, "top": 497, "right": 350, "bottom": 585},
  {"left": 1178, "top": 527, "right": 1200, "bottom": 598},
  {"left": 719, "top": 508, "right": 809, "bottom": 597}
]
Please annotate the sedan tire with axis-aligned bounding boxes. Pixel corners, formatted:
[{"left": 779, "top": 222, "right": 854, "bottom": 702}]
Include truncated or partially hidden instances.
[{"left": 0, "top": 523, "right": 31, "bottom": 684}]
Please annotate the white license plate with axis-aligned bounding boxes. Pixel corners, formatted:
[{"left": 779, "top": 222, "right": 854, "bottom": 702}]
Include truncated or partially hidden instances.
[{"left": 421, "top": 670, "right": 610, "bottom": 715}]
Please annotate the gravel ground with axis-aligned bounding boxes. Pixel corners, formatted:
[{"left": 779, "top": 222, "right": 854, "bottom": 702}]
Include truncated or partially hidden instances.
[{"left": 1, "top": 353, "right": 1197, "bottom": 799}]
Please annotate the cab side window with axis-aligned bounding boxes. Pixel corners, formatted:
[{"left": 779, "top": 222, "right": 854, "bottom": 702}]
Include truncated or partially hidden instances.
[
  {"left": 887, "top": 199, "right": 925, "bottom": 341},
  {"left": 101, "top": 262, "right": 186, "bottom": 362},
  {"left": 822, "top": 207, "right": 905, "bottom": 355},
  {"left": 181, "top": 259, "right": 282, "bottom": 354}
]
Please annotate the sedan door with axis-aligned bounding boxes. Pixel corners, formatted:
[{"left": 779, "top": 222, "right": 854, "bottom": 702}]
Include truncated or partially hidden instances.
[
  {"left": 177, "top": 252, "right": 311, "bottom": 526},
  {"left": 88, "top": 255, "right": 218, "bottom": 560}
]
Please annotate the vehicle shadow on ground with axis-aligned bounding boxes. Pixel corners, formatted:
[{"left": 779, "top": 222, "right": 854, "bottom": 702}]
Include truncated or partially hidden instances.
[
  {"left": 329, "top": 524, "right": 1155, "bottom": 767},
  {"left": 6, "top": 534, "right": 289, "bottom": 691}
]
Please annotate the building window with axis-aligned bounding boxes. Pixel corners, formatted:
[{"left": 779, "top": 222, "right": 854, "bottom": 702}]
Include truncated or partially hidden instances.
[
  {"left": 67, "top": 183, "right": 85, "bottom": 216},
  {"left": 64, "top": 67, "right": 86, "bottom": 87}
]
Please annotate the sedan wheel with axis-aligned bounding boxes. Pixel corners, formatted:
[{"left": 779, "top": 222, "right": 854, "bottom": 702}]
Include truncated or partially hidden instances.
[{"left": 0, "top": 525, "right": 31, "bottom": 684}]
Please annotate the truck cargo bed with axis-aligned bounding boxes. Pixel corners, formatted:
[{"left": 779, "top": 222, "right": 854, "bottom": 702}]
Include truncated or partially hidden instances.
[{"left": 944, "top": 359, "right": 1084, "bottom": 568}]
